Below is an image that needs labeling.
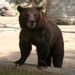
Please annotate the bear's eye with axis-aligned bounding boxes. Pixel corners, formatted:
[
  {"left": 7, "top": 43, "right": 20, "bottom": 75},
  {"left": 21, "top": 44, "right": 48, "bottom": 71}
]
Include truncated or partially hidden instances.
[
  {"left": 27, "top": 14, "right": 29, "bottom": 17},
  {"left": 34, "top": 14, "right": 37, "bottom": 17}
]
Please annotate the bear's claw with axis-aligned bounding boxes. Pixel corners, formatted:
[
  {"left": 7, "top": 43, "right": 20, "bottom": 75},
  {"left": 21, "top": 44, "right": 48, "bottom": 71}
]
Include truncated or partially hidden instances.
[
  {"left": 38, "top": 61, "right": 48, "bottom": 69},
  {"left": 13, "top": 63, "right": 20, "bottom": 67}
]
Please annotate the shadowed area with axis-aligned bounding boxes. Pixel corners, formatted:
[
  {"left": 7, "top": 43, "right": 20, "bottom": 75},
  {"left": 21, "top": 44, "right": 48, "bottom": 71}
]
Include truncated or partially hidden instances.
[{"left": 0, "top": 17, "right": 75, "bottom": 70}]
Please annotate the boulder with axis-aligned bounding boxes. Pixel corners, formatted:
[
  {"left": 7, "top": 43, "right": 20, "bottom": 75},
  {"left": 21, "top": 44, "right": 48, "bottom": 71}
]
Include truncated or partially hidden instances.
[{"left": 0, "top": 1, "right": 18, "bottom": 16}]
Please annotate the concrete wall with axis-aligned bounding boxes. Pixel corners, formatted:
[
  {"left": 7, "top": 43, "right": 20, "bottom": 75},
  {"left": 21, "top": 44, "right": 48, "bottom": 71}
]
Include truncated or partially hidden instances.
[
  {"left": 0, "top": 62, "right": 75, "bottom": 75},
  {"left": 46, "top": 0, "right": 75, "bottom": 25}
]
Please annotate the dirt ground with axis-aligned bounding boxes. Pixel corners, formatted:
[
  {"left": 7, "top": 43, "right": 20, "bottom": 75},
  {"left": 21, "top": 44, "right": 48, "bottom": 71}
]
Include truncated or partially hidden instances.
[{"left": 0, "top": 16, "right": 75, "bottom": 70}]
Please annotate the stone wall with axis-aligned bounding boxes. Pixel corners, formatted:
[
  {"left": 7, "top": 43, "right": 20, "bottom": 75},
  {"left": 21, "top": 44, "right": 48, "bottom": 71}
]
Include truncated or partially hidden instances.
[
  {"left": 8, "top": 0, "right": 27, "bottom": 4},
  {"left": 8, "top": 0, "right": 43, "bottom": 4},
  {"left": 46, "top": 0, "right": 75, "bottom": 25}
]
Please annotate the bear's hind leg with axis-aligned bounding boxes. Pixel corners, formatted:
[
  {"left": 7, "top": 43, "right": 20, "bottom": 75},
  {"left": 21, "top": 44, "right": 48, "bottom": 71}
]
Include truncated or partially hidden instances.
[
  {"left": 52, "top": 38, "right": 64, "bottom": 68},
  {"left": 53, "top": 55, "right": 63, "bottom": 68}
]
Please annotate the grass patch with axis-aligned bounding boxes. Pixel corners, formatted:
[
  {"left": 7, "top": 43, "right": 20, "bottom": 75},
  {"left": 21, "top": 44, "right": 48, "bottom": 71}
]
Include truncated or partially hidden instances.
[{"left": 11, "top": 5, "right": 17, "bottom": 11}]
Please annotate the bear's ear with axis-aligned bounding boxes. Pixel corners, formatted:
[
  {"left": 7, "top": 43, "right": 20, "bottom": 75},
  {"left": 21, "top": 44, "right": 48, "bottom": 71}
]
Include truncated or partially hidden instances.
[
  {"left": 17, "top": 6, "right": 24, "bottom": 12},
  {"left": 36, "top": 6, "right": 43, "bottom": 10}
]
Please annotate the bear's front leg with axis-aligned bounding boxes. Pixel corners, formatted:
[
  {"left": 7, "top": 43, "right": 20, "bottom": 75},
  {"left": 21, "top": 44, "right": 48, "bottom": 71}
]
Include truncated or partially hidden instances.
[
  {"left": 14, "top": 41, "right": 32, "bottom": 66},
  {"left": 36, "top": 42, "right": 49, "bottom": 69}
]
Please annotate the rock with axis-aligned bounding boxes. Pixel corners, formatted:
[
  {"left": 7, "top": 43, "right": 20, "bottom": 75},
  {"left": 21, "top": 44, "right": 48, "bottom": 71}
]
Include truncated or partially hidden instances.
[
  {"left": 0, "top": 9, "right": 2, "bottom": 15},
  {"left": 0, "top": 1, "right": 18, "bottom": 16},
  {"left": 0, "top": 0, "right": 5, "bottom": 9},
  {"left": 1, "top": 9, "right": 18, "bottom": 16}
]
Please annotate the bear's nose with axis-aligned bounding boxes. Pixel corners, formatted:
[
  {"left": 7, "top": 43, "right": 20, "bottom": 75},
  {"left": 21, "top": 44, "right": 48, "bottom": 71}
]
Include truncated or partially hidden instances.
[{"left": 30, "top": 20, "right": 35, "bottom": 26}]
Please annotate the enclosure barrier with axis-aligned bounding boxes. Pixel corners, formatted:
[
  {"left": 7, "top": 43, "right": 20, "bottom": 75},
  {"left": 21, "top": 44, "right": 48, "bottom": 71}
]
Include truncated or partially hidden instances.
[{"left": 0, "top": 62, "right": 75, "bottom": 75}]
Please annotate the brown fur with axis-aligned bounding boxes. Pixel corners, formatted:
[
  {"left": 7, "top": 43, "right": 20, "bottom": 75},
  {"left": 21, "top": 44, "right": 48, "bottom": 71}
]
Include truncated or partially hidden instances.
[{"left": 15, "top": 6, "right": 64, "bottom": 68}]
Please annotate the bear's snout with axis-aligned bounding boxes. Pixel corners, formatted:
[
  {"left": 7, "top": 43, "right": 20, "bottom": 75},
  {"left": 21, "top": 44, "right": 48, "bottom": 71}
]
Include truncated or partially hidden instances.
[
  {"left": 28, "top": 19, "right": 36, "bottom": 28},
  {"left": 27, "top": 14, "right": 37, "bottom": 28}
]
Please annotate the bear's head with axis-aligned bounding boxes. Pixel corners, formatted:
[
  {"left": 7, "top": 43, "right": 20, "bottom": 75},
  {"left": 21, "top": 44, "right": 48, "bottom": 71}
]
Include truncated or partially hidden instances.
[{"left": 17, "top": 6, "right": 43, "bottom": 29}]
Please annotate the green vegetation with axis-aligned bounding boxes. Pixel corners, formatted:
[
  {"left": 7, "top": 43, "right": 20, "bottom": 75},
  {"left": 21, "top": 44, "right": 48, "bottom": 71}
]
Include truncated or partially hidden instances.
[{"left": 11, "top": 5, "right": 17, "bottom": 11}]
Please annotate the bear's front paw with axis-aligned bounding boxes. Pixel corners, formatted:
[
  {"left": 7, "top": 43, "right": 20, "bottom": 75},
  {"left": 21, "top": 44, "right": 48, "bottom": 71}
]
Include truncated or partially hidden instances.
[
  {"left": 38, "top": 61, "right": 48, "bottom": 69},
  {"left": 14, "top": 59, "right": 24, "bottom": 67}
]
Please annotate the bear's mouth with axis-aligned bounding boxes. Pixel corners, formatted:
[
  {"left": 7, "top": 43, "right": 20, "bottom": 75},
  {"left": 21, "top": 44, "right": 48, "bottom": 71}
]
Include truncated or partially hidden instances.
[{"left": 27, "top": 21, "right": 36, "bottom": 28}]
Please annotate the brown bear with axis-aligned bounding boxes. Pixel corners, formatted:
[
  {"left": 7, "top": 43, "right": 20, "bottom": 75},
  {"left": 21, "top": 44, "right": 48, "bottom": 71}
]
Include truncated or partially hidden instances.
[{"left": 15, "top": 6, "right": 64, "bottom": 69}]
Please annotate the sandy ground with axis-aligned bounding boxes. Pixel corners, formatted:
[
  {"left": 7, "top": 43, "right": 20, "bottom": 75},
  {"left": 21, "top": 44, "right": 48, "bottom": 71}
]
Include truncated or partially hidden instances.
[{"left": 0, "top": 16, "right": 75, "bottom": 70}]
